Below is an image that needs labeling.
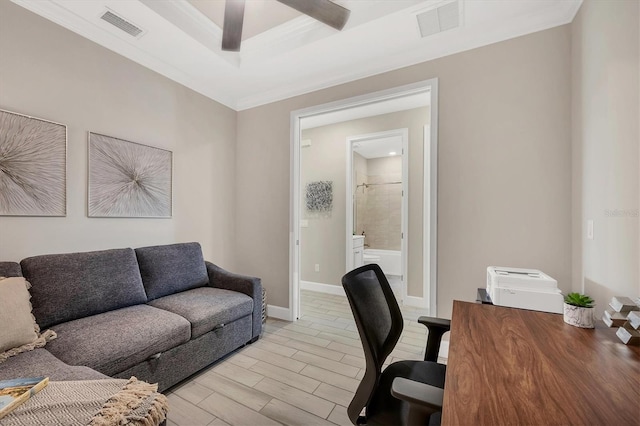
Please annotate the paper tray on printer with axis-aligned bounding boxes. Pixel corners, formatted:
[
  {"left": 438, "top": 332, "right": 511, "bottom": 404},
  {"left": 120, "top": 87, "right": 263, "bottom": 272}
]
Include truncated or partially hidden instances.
[{"left": 488, "top": 267, "right": 558, "bottom": 289}]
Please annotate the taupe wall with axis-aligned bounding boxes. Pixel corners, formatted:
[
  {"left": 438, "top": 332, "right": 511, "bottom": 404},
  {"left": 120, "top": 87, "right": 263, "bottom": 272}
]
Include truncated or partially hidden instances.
[
  {"left": 299, "top": 108, "right": 427, "bottom": 295},
  {"left": 237, "top": 26, "right": 573, "bottom": 317},
  {"left": 571, "top": 0, "right": 640, "bottom": 315},
  {"left": 0, "top": 2, "right": 237, "bottom": 266}
]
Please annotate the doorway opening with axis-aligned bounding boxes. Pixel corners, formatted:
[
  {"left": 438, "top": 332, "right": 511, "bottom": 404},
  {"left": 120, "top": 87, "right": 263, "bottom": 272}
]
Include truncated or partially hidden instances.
[
  {"left": 347, "top": 129, "right": 408, "bottom": 303},
  {"left": 290, "top": 79, "right": 438, "bottom": 321}
]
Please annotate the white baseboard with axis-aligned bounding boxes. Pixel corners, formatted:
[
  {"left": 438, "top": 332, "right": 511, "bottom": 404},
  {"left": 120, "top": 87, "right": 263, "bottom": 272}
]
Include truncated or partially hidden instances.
[
  {"left": 267, "top": 304, "right": 291, "bottom": 321},
  {"left": 300, "top": 280, "right": 346, "bottom": 296},
  {"left": 403, "top": 295, "right": 428, "bottom": 309}
]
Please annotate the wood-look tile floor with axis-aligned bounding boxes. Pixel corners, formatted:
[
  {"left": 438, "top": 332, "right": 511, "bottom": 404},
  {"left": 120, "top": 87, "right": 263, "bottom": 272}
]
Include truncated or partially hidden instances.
[{"left": 165, "top": 290, "right": 447, "bottom": 426}]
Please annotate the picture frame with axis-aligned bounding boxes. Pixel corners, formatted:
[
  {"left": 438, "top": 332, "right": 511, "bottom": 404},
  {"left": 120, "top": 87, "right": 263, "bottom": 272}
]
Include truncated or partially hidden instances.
[
  {"left": 88, "top": 132, "right": 172, "bottom": 218},
  {"left": 0, "top": 109, "right": 67, "bottom": 217}
]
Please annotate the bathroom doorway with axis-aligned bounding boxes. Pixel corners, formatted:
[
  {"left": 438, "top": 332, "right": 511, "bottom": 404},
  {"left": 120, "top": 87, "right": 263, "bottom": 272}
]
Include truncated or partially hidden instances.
[
  {"left": 347, "top": 129, "right": 408, "bottom": 303},
  {"left": 290, "top": 79, "right": 439, "bottom": 321}
]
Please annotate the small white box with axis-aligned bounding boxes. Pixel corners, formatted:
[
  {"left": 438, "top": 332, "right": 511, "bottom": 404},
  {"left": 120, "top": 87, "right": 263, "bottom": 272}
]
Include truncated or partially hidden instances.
[{"left": 487, "top": 267, "right": 563, "bottom": 314}]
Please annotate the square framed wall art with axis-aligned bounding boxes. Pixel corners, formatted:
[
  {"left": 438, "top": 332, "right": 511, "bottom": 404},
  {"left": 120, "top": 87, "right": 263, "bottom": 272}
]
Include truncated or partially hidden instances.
[
  {"left": 0, "top": 109, "right": 67, "bottom": 216},
  {"left": 305, "top": 180, "right": 333, "bottom": 215},
  {"left": 88, "top": 132, "right": 172, "bottom": 218}
]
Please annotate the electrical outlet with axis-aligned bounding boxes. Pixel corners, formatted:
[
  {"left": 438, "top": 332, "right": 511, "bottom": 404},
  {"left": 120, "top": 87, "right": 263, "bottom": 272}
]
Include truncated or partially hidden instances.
[
  {"left": 587, "top": 220, "right": 594, "bottom": 240},
  {"left": 314, "top": 264, "right": 320, "bottom": 272}
]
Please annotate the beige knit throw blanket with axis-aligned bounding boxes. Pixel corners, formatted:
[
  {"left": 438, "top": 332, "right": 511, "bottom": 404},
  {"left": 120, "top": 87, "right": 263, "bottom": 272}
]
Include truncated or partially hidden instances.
[{"left": 2, "top": 377, "right": 168, "bottom": 426}]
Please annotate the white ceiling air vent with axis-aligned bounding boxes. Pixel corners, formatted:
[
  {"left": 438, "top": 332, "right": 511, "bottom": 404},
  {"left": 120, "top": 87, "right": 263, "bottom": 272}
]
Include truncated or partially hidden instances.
[
  {"left": 417, "top": 1, "right": 460, "bottom": 38},
  {"left": 100, "top": 10, "right": 144, "bottom": 38}
]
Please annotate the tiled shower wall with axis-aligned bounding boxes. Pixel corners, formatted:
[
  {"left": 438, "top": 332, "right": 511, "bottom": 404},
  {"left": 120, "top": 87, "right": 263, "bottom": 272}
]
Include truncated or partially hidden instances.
[{"left": 355, "top": 156, "right": 402, "bottom": 250}]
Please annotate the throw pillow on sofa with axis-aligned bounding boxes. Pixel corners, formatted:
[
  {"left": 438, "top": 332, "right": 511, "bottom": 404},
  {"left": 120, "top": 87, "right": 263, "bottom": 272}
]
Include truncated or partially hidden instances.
[{"left": 0, "top": 277, "right": 56, "bottom": 363}]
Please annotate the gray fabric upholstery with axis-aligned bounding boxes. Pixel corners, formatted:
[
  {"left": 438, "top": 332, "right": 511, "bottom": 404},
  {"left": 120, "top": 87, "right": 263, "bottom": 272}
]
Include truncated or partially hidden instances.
[
  {"left": 115, "top": 316, "right": 252, "bottom": 392},
  {"left": 0, "top": 349, "right": 108, "bottom": 381},
  {"left": 148, "top": 287, "right": 253, "bottom": 338},
  {"left": 0, "top": 242, "right": 261, "bottom": 398},
  {"left": 20, "top": 248, "right": 148, "bottom": 329},
  {"left": 135, "top": 242, "right": 209, "bottom": 301},
  {"left": 206, "top": 262, "right": 262, "bottom": 339},
  {"left": 0, "top": 262, "right": 22, "bottom": 277},
  {"left": 46, "top": 305, "right": 191, "bottom": 377}
]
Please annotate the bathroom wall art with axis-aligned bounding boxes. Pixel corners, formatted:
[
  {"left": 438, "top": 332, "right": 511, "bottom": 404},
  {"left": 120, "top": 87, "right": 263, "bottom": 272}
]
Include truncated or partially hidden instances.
[
  {"left": 0, "top": 109, "right": 67, "bottom": 216},
  {"left": 88, "top": 132, "right": 172, "bottom": 218},
  {"left": 306, "top": 180, "right": 333, "bottom": 215}
]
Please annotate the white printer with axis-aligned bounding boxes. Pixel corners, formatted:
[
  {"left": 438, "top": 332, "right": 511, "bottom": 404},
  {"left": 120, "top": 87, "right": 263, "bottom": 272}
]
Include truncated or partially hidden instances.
[{"left": 486, "top": 267, "right": 563, "bottom": 314}]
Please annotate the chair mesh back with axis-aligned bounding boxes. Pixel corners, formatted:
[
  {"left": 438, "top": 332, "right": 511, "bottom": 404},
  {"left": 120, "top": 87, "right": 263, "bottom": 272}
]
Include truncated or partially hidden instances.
[
  {"left": 342, "top": 264, "right": 404, "bottom": 424},
  {"left": 343, "top": 266, "right": 402, "bottom": 365},
  {"left": 342, "top": 265, "right": 403, "bottom": 370}
]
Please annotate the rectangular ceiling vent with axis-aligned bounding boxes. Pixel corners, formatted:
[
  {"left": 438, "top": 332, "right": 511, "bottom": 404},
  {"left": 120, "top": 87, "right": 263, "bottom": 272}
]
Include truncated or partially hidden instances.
[
  {"left": 417, "top": 1, "right": 460, "bottom": 38},
  {"left": 100, "top": 10, "right": 144, "bottom": 38}
]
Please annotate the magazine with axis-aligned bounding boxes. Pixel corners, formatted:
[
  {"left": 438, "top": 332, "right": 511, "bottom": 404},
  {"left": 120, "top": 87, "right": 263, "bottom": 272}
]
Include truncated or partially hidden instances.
[{"left": 0, "top": 377, "right": 49, "bottom": 419}]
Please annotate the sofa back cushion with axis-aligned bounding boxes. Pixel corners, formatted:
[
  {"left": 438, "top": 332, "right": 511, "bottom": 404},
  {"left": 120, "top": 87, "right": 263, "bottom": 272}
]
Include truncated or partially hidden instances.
[
  {"left": 135, "top": 242, "right": 208, "bottom": 301},
  {"left": 0, "top": 262, "right": 22, "bottom": 278},
  {"left": 20, "top": 248, "right": 148, "bottom": 328}
]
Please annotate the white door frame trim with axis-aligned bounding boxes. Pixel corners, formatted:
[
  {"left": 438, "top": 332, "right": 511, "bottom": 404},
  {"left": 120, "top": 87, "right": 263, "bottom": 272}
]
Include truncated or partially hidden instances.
[{"left": 289, "top": 78, "right": 439, "bottom": 321}]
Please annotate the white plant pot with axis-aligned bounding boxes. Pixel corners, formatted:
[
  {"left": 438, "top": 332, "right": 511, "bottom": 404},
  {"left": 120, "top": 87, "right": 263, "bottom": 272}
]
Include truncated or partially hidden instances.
[{"left": 563, "top": 303, "right": 595, "bottom": 328}]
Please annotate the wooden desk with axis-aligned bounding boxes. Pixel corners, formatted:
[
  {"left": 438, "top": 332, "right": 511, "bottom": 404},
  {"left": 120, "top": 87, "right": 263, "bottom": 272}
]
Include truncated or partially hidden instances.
[{"left": 443, "top": 301, "right": 640, "bottom": 425}]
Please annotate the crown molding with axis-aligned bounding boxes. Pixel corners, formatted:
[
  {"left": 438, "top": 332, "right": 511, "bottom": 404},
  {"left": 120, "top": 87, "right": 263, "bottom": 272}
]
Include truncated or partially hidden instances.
[{"left": 11, "top": 0, "right": 583, "bottom": 112}]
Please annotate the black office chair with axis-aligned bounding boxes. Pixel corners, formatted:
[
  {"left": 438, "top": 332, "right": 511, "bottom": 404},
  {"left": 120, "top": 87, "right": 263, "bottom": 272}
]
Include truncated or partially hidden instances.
[{"left": 342, "top": 264, "right": 450, "bottom": 426}]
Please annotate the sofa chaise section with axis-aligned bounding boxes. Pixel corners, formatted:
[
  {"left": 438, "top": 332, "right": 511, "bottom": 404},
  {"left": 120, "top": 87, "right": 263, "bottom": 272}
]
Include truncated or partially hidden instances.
[
  {"left": 0, "top": 261, "right": 109, "bottom": 383},
  {"left": 0, "top": 348, "right": 109, "bottom": 382}
]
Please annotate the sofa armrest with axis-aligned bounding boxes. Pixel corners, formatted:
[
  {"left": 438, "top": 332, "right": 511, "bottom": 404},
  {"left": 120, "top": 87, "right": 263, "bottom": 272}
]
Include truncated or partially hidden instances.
[{"left": 205, "top": 261, "right": 262, "bottom": 340}]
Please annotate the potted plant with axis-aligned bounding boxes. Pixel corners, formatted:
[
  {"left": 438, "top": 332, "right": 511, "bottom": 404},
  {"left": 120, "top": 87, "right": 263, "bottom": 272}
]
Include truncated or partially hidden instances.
[{"left": 563, "top": 292, "right": 595, "bottom": 328}]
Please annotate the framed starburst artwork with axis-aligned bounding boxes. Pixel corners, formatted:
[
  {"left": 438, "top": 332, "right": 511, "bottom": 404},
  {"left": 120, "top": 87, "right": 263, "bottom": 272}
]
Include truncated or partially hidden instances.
[
  {"left": 88, "top": 132, "right": 172, "bottom": 218},
  {"left": 0, "top": 109, "right": 67, "bottom": 216}
]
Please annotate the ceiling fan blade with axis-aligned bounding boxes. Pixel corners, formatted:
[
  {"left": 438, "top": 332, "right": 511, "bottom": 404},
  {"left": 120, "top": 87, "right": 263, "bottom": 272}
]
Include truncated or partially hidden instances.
[
  {"left": 277, "top": 0, "right": 350, "bottom": 31},
  {"left": 222, "top": 0, "right": 245, "bottom": 52}
]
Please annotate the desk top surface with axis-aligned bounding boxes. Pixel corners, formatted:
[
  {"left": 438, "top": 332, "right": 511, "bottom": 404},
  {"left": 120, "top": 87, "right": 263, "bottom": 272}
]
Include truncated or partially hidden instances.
[{"left": 442, "top": 301, "right": 640, "bottom": 425}]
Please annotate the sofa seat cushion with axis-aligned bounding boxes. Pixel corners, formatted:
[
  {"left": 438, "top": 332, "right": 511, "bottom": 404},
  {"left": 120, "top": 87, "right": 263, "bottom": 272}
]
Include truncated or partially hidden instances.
[
  {"left": 45, "top": 305, "right": 191, "bottom": 376},
  {"left": 0, "top": 349, "right": 108, "bottom": 382},
  {"left": 148, "top": 287, "right": 253, "bottom": 338}
]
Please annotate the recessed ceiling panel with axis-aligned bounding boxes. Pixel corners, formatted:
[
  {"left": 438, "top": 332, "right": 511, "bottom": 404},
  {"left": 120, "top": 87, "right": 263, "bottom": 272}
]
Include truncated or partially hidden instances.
[{"left": 188, "top": 0, "right": 301, "bottom": 40}]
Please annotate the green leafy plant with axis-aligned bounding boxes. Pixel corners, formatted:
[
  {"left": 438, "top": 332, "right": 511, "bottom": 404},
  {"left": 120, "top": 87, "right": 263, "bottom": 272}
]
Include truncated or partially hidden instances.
[{"left": 564, "top": 292, "right": 594, "bottom": 308}]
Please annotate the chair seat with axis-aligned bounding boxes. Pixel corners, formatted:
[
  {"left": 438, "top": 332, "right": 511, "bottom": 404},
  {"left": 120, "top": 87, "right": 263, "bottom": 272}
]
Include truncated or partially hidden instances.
[{"left": 366, "top": 360, "right": 446, "bottom": 426}]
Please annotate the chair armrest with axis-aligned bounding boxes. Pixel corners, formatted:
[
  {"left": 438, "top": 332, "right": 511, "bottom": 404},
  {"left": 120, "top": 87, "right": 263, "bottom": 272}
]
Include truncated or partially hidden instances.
[
  {"left": 418, "top": 316, "right": 451, "bottom": 362},
  {"left": 205, "top": 261, "right": 262, "bottom": 339},
  {"left": 391, "top": 377, "right": 444, "bottom": 412}
]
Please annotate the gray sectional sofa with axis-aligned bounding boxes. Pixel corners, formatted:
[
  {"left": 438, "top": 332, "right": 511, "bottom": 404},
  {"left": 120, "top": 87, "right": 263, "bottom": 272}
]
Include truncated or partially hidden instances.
[{"left": 0, "top": 242, "right": 262, "bottom": 392}]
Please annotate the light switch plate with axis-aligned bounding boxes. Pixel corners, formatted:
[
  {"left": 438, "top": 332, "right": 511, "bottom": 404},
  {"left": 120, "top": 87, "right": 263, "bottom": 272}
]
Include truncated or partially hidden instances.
[
  {"left": 587, "top": 220, "right": 594, "bottom": 240},
  {"left": 300, "top": 219, "right": 309, "bottom": 228}
]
